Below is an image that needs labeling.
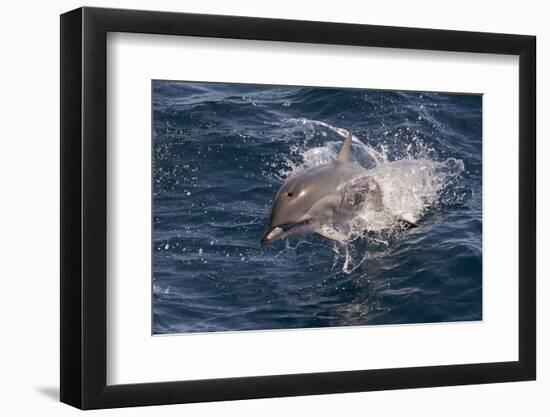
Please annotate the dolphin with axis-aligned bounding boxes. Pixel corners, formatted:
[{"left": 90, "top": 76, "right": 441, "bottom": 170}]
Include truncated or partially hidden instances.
[{"left": 261, "top": 133, "right": 387, "bottom": 245}]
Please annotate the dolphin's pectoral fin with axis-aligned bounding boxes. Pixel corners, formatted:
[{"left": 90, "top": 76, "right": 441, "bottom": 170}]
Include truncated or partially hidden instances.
[
  {"left": 335, "top": 132, "right": 353, "bottom": 164},
  {"left": 398, "top": 219, "right": 419, "bottom": 229},
  {"left": 340, "top": 176, "right": 384, "bottom": 212},
  {"left": 396, "top": 213, "right": 419, "bottom": 229},
  {"left": 317, "top": 224, "right": 351, "bottom": 241}
]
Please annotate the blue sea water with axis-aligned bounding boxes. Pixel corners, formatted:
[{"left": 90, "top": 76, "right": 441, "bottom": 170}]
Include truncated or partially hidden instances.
[{"left": 152, "top": 80, "right": 482, "bottom": 334}]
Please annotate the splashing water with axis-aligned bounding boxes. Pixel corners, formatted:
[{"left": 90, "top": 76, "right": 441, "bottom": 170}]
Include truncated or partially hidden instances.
[
  {"left": 278, "top": 118, "right": 384, "bottom": 175},
  {"left": 273, "top": 118, "right": 465, "bottom": 273},
  {"left": 361, "top": 158, "right": 464, "bottom": 229}
]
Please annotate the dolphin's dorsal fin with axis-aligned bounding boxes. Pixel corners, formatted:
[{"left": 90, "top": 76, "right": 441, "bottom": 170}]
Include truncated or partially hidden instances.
[{"left": 335, "top": 132, "right": 353, "bottom": 163}]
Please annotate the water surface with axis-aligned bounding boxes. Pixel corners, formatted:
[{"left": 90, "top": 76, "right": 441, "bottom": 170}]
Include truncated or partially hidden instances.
[{"left": 152, "top": 81, "right": 482, "bottom": 334}]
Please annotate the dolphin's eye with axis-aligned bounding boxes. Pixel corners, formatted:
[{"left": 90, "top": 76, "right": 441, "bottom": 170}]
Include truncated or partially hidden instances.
[{"left": 287, "top": 192, "right": 294, "bottom": 197}]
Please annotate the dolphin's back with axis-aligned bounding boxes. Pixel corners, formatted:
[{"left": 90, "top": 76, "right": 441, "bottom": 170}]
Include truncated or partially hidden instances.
[{"left": 297, "top": 161, "right": 367, "bottom": 190}]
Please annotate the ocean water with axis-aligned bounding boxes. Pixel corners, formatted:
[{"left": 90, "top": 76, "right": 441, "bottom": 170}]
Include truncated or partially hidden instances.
[{"left": 152, "top": 80, "right": 482, "bottom": 334}]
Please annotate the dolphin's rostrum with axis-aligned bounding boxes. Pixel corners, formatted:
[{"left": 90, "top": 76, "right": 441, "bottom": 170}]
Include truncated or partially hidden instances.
[{"left": 261, "top": 132, "right": 385, "bottom": 245}]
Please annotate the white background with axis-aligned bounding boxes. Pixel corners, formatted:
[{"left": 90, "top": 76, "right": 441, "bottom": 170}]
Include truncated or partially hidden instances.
[
  {"left": 108, "top": 34, "right": 519, "bottom": 384},
  {"left": 0, "top": 0, "right": 546, "bottom": 416}
]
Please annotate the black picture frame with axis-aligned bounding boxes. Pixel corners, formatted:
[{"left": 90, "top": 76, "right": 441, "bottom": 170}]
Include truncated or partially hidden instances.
[{"left": 60, "top": 6, "right": 536, "bottom": 410}]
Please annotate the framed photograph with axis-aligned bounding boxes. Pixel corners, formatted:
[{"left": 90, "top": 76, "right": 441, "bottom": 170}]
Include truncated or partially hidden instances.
[{"left": 60, "top": 7, "right": 536, "bottom": 409}]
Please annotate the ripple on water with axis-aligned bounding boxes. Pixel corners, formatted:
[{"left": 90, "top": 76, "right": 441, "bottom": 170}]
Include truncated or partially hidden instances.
[{"left": 152, "top": 82, "right": 482, "bottom": 334}]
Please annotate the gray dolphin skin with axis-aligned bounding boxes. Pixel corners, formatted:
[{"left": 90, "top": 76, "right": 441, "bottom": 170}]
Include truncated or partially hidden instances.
[{"left": 261, "top": 133, "right": 384, "bottom": 245}]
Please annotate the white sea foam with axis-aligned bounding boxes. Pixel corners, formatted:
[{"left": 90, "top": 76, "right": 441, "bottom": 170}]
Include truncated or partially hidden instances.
[
  {"left": 351, "top": 157, "right": 464, "bottom": 232},
  {"left": 153, "top": 283, "right": 171, "bottom": 296}
]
